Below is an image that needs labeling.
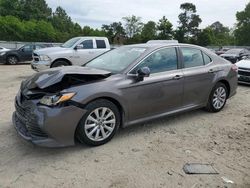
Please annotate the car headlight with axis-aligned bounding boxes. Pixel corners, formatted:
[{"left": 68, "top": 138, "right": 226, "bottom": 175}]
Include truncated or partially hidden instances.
[
  {"left": 0, "top": 52, "right": 6, "bottom": 56},
  {"left": 40, "top": 92, "right": 76, "bottom": 106},
  {"left": 39, "top": 55, "right": 51, "bottom": 61}
]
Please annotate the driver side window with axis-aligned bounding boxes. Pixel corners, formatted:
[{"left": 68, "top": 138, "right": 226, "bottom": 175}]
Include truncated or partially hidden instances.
[
  {"left": 131, "top": 47, "right": 178, "bottom": 74},
  {"left": 79, "top": 40, "right": 93, "bottom": 49},
  {"left": 22, "top": 45, "right": 33, "bottom": 52}
]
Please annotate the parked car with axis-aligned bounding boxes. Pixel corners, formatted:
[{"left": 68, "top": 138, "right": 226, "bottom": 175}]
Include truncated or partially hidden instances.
[
  {"left": 13, "top": 43, "right": 237, "bottom": 147},
  {"left": 220, "top": 48, "right": 249, "bottom": 63},
  {"left": 0, "top": 46, "right": 10, "bottom": 53},
  {"left": 31, "top": 37, "right": 110, "bottom": 72},
  {"left": 215, "top": 48, "right": 229, "bottom": 55},
  {"left": 0, "top": 44, "right": 48, "bottom": 64},
  {"left": 236, "top": 57, "right": 250, "bottom": 85}
]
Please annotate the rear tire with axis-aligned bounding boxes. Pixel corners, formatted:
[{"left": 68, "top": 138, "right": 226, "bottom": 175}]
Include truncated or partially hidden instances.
[
  {"left": 76, "top": 99, "right": 120, "bottom": 146},
  {"left": 7, "top": 56, "right": 18, "bottom": 65},
  {"left": 205, "top": 82, "right": 228, "bottom": 112},
  {"left": 51, "top": 60, "right": 70, "bottom": 68}
]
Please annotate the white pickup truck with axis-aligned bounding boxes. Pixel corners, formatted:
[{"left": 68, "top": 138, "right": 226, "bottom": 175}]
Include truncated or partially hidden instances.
[{"left": 31, "top": 37, "right": 110, "bottom": 71}]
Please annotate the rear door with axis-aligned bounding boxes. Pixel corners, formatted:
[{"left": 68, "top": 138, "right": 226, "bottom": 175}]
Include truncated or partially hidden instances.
[
  {"left": 180, "top": 47, "right": 215, "bottom": 107},
  {"left": 124, "top": 47, "right": 184, "bottom": 121},
  {"left": 95, "top": 39, "right": 110, "bottom": 55}
]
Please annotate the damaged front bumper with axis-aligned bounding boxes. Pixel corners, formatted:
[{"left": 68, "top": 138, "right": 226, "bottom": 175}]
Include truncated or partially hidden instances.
[{"left": 12, "top": 97, "right": 86, "bottom": 147}]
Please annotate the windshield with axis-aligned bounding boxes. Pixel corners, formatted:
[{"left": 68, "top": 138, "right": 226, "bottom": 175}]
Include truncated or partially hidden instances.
[
  {"left": 61, "top": 37, "right": 81, "bottom": 48},
  {"left": 225, "top": 49, "right": 242, "bottom": 54},
  {"left": 85, "top": 47, "right": 147, "bottom": 73}
]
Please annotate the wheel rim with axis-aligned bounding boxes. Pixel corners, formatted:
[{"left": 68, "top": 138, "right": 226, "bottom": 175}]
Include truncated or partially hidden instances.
[
  {"left": 8, "top": 57, "right": 17, "bottom": 64},
  {"left": 212, "top": 87, "right": 226, "bottom": 110},
  {"left": 84, "top": 107, "right": 116, "bottom": 141}
]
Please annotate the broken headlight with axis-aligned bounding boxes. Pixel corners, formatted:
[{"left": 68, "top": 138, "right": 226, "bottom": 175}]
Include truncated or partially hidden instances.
[{"left": 39, "top": 92, "right": 76, "bottom": 106}]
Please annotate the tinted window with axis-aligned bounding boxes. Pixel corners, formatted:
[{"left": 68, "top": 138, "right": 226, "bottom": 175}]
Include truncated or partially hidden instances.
[
  {"left": 181, "top": 47, "right": 203, "bottom": 68},
  {"left": 131, "top": 47, "right": 178, "bottom": 74},
  {"left": 80, "top": 40, "right": 93, "bottom": 49},
  {"left": 96, "top": 40, "right": 106, "bottom": 48},
  {"left": 203, "top": 53, "right": 212, "bottom": 64},
  {"left": 23, "top": 45, "right": 33, "bottom": 52}
]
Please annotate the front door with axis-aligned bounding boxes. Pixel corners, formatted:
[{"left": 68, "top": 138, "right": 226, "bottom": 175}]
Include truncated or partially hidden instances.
[
  {"left": 122, "top": 47, "right": 184, "bottom": 122},
  {"left": 19, "top": 45, "right": 33, "bottom": 61},
  {"left": 73, "top": 39, "right": 98, "bottom": 65}
]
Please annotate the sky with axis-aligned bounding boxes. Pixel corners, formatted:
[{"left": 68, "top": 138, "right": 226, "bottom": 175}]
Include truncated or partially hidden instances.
[{"left": 46, "top": 0, "right": 248, "bottom": 29}]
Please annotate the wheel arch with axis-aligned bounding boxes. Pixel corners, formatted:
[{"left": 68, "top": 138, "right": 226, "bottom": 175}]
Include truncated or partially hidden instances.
[
  {"left": 85, "top": 96, "right": 125, "bottom": 126},
  {"left": 51, "top": 58, "right": 72, "bottom": 67},
  {"left": 217, "top": 79, "right": 231, "bottom": 98},
  {"left": 6, "top": 54, "right": 20, "bottom": 62}
]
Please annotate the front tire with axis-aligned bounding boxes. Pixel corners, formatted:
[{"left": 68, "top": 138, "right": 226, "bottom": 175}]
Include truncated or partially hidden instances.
[
  {"left": 51, "top": 60, "right": 70, "bottom": 68},
  {"left": 205, "top": 82, "right": 228, "bottom": 112},
  {"left": 76, "top": 99, "right": 120, "bottom": 146},
  {"left": 7, "top": 56, "right": 18, "bottom": 65}
]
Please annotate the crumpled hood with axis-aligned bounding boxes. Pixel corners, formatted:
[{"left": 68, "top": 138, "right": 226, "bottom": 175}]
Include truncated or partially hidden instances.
[
  {"left": 22, "top": 66, "right": 111, "bottom": 90},
  {"left": 236, "top": 59, "right": 250, "bottom": 69}
]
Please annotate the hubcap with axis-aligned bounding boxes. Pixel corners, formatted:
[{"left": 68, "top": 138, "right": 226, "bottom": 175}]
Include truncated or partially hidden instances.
[
  {"left": 212, "top": 87, "right": 226, "bottom": 110},
  {"left": 9, "top": 57, "right": 17, "bottom": 64},
  {"left": 84, "top": 107, "right": 116, "bottom": 141}
]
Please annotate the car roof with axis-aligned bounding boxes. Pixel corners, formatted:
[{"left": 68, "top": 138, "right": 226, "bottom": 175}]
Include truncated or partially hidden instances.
[{"left": 121, "top": 43, "right": 206, "bottom": 51}]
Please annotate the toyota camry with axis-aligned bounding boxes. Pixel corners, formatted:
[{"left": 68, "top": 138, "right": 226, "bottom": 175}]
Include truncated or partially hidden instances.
[{"left": 13, "top": 43, "right": 238, "bottom": 147}]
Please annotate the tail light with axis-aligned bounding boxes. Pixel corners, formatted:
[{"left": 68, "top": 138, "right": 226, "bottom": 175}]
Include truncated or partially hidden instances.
[{"left": 231, "top": 64, "right": 238, "bottom": 72}]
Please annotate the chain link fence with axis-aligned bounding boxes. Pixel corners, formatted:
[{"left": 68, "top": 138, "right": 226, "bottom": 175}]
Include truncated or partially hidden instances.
[{"left": 0, "top": 41, "right": 62, "bottom": 49}]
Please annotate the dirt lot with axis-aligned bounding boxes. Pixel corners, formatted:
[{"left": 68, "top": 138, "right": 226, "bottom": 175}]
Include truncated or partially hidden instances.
[{"left": 0, "top": 65, "right": 249, "bottom": 188}]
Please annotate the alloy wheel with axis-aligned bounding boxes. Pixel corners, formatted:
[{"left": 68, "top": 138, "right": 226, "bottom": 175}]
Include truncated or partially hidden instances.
[
  {"left": 212, "top": 86, "right": 226, "bottom": 110},
  {"left": 84, "top": 107, "right": 116, "bottom": 141},
  {"left": 8, "top": 57, "right": 17, "bottom": 64}
]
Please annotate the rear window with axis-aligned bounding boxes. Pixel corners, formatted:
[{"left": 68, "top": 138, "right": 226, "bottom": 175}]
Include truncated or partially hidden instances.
[
  {"left": 96, "top": 40, "right": 106, "bottom": 49},
  {"left": 203, "top": 53, "right": 212, "bottom": 64},
  {"left": 181, "top": 47, "right": 204, "bottom": 68}
]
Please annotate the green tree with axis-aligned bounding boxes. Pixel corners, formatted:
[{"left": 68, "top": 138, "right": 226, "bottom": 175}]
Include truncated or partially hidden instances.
[
  {"left": 0, "top": 0, "right": 52, "bottom": 21},
  {"left": 177, "top": 3, "right": 202, "bottom": 42},
  {"left": 18, "top": 0, "right": 52, "bottom": 20},
  {"left": 207, "top": 21, "right": 233, "bottom": 46},
  {"left": 235, "top": 2, "right": 250, "bottom": 45},
  {"left": 140, "top": 21, "right": 157, "bottom": 42},
  {"left": 122, "top": 15, "right": 143, "bottom": 38},
  {"left": 197, "top": 28, "right": 212, "bottom": 46},
  {"left": 0, "top": 16, "right": 24, "bottom": 41},
  {"left": 102, "top": 22, "right": 125, "bottom": 43},
  {"left": 157, "top": 16, "right": 173, "bottom": 40}
]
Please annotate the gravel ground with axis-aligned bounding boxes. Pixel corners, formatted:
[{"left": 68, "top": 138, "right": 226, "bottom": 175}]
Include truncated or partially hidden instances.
[{"left": 0, "top": 65, "right": 249, "bottom": 188}]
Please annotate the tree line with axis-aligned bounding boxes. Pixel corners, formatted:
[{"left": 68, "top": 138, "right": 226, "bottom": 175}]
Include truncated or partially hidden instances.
[{"left": 0, "top": 0, "right": 249, "bottom": 46}]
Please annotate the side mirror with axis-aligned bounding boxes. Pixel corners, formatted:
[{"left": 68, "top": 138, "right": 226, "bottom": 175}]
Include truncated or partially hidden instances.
[
  {"left": 136, "top": 67, "right": 150, "bottom": 81},
  {"left": 74, "top": 44, "right": 83, "bottom": 50}
]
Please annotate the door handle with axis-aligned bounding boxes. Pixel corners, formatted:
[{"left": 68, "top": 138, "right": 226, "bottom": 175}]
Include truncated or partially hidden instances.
[
  {"left": 208, "top": 69, "right": 215, "bottom": 73},
  {"left": 173, "top": 75, "right": 183, "bottom": 80}
]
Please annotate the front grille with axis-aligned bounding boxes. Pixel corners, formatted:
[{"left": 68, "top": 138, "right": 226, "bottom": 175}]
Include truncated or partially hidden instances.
[
  {"left": 15, "top": 102, "right": 48, "bottom": 138},
  {"left": 238, "top": 70, "right": 250, "bottom": 77},
  {"left": 34, "top": 57, "right": 39, "bottom": 62},
  {"left": 33, "top": 53, "right": 39, "bottom": 62},
  {"left": 239, "top": 67, "right": 250, "bottom": 71}
]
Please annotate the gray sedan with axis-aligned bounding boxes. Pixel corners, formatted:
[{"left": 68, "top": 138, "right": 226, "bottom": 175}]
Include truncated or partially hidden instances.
[{"left": 13, "top": 43, "right": 238, "bottom": 147}]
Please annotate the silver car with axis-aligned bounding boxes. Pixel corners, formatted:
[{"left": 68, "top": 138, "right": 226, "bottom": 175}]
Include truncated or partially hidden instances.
[{"left": 13, "top": 43, "right": 238, "bottom": 147}]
